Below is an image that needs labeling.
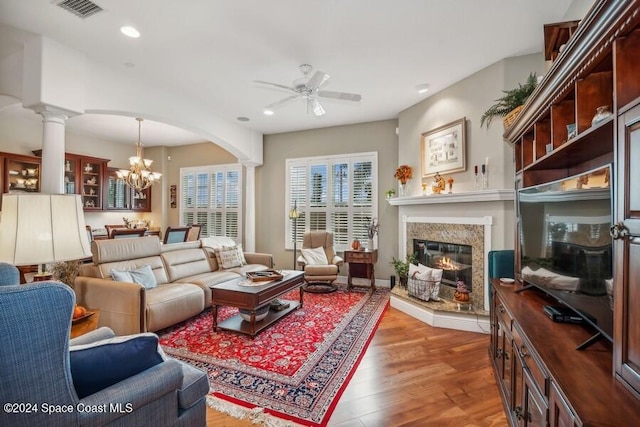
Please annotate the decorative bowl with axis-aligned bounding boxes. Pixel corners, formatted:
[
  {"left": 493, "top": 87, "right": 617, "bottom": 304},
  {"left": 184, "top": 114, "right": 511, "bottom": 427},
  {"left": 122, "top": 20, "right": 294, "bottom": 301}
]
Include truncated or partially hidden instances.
[{"left": 239, "top": 306, "right": 269, "bottom": 322}]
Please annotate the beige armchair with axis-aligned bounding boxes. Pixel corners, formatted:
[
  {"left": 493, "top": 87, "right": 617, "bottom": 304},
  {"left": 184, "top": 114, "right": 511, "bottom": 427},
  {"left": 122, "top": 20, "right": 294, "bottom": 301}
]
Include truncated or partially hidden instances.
[{"left": 297, "top": 231, "right": 343, "bottom": 293}]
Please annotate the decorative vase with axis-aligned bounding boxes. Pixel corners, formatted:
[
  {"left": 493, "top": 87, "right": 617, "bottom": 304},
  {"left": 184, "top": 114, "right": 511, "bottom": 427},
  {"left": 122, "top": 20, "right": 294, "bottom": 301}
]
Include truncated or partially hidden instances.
[
  {"left": 399, "top": 182, "right": 407, "bottom": 197},
  {"left": 399, "top": 276, "right": 408, "bottom": 288},
  {"left": 351, "top": 239, "right": 360, "bottom": 250},
  {"left": 591, "top": 105, "right": 612, "bottom": 127},
  {"left": 367, "top": 238, "right": 374, "bottom": 250}
]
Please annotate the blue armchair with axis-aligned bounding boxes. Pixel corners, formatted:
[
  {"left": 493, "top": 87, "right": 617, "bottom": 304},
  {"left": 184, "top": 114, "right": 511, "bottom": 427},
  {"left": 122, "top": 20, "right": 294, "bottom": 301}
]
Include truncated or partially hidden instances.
[
  {"left": 0, "top": 281, "right": 209, "bottom": 427},
  {"left": 0, "top": 262, "right": 19, "bottom": 286}
]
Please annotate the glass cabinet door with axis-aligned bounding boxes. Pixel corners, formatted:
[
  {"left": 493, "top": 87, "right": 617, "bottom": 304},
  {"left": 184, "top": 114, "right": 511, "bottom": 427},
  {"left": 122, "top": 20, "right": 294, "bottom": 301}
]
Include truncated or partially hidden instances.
[
  {"left": 106, "top": 172, "right": 129, "bottom": 209},
  {"left": 105, "top": 167, "right": 151, "bottom": 212},
  {"left": 64, "top": 158, "right": 77, "bottom": 194},
  {"left": 6, "top": 157, "right": 40, "bottom": 193},
  {"left": 81, "top": 161, "right": 102, "bottom": 210}
]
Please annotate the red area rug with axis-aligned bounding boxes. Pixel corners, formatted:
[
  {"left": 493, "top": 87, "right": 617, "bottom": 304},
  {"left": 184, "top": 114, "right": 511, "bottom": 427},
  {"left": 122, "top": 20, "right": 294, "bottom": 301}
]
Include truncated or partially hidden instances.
[{"left": 158, "top": 286, "right": 389, "bottom": 426}]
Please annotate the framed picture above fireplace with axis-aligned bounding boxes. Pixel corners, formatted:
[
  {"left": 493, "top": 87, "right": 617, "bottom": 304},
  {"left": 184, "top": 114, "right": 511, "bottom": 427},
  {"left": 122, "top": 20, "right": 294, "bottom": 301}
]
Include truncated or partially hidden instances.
[{"left": 420, "top": 117, "right": 466, "bottom": 177}]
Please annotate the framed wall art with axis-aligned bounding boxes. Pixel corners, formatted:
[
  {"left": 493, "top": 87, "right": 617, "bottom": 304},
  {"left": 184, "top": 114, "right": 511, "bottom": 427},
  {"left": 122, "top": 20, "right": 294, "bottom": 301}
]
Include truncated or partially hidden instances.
[{"left": 420, "top": 117, "right": 466, "bottom": 177}]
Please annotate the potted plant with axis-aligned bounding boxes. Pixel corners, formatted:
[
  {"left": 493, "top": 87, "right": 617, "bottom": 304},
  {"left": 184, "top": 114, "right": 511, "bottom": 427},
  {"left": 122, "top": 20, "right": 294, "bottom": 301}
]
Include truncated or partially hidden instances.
[
  {"left": 480, "top": 72, "right": 538, "bottom": 129},
  {"left": 390, "top": 252, "right": 417, "bottom": 288},
  {"left": 385, "top": 189, "right": 396, "bottom": 199}
]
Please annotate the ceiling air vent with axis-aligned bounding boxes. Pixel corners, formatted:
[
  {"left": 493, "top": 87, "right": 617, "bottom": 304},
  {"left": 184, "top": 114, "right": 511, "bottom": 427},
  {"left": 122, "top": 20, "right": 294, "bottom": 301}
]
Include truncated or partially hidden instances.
[{"left": 57, "top": 0, "right": 103, "bottom": 19}]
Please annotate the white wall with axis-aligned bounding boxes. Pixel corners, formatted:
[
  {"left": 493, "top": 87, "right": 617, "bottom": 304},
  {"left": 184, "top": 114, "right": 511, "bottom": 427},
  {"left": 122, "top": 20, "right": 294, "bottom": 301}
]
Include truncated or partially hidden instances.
[{"left": 396, "top": 53, "right": 546, "bottom": 253}]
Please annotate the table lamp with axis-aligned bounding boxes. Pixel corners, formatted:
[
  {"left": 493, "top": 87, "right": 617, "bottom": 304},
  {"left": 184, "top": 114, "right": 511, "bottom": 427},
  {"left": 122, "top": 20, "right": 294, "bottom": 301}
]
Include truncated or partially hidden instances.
[
  {"left": 0, "top": 194, "right": 92, "bottom": 280},
  {"left": 288, "top": 200, "right": 300, "bottom": 269}
]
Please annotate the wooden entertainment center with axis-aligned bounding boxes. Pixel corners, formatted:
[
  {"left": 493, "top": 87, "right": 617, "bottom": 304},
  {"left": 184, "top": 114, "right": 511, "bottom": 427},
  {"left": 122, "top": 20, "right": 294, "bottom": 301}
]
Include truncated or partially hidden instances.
[{"left": 492, "top": 1, "right": 640, "bottom": 425}]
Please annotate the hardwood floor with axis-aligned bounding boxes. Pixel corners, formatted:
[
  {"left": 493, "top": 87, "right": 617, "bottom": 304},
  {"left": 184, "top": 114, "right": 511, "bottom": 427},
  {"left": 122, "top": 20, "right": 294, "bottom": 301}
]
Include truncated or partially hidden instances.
[{"left": 206, "top": 306, "right": 507, "bottom": 426}]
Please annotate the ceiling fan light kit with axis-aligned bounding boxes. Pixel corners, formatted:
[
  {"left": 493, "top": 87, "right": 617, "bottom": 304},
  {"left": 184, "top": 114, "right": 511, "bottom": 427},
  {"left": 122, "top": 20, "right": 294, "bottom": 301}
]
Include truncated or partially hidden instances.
[{"left": 256, "top": 64, "right": 362, "bottom": 117}]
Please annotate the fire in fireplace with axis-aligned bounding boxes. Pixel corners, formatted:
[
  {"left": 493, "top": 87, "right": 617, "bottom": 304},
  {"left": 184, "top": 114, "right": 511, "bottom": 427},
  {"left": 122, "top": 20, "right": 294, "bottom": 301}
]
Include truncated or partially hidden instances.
[{"left": 413, "top": 239, "right": 473, "bottom": 291}]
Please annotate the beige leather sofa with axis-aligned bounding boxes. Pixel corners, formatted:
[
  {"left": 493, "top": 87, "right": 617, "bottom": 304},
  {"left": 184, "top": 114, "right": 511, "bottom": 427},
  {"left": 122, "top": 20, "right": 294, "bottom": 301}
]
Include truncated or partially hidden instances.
[{"left": 75, "top": 236, "right": 273, "bottom": 335}]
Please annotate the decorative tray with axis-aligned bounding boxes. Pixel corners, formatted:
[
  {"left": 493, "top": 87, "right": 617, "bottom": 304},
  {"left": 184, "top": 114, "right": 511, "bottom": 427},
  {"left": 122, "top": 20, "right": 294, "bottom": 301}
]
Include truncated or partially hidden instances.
[
  {"left": 72, "top": 310, "right": 95, "bottom": 324},
  {"left": 246, "top": 269, "right": 284, "bottom": 282}
]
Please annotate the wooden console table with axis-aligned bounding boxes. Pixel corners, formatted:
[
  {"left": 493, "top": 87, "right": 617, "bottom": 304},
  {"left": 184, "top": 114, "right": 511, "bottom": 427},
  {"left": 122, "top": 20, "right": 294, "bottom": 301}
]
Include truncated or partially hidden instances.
[{"left": 344, "top": 249, "right": 378, "bottom": 292}]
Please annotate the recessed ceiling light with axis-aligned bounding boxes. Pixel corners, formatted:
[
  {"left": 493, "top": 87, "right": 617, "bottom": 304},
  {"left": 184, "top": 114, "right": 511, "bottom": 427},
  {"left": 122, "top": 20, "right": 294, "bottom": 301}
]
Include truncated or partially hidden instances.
[
  {"left": 263, "top": 109, "right": 274, "bottom": 116},
  {"left": 416, "top": 84, "right": 430, "bottom": 94},
  {"left": 236, "top": 117, "right": 250, "bottom": 122},
  {"left": 120, "top": 26, "right": 140, "bottom": 38}
]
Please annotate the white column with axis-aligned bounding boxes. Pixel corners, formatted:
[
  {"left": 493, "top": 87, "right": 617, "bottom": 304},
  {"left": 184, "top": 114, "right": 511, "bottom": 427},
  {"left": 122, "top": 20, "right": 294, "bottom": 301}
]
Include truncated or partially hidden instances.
[
  {"left": 36, "top": 107, "right": 69, "bottom": 194},
  {"left": 242, "top": 162, "right": 258, "bottom": 252}
]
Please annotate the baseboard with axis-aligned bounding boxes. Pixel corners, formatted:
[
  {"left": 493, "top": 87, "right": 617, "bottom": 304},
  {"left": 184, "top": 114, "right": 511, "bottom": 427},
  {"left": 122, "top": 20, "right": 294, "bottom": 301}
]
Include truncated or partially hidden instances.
[{"left": 390, "top": 295, "right": 490, "bottom": 334}]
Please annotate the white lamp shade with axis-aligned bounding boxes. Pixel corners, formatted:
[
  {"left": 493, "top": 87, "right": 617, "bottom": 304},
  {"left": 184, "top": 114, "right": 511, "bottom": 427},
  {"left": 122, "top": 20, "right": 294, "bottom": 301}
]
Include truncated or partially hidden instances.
[{"left": 0, "top": 194, "right": 92, "bottom": 265}]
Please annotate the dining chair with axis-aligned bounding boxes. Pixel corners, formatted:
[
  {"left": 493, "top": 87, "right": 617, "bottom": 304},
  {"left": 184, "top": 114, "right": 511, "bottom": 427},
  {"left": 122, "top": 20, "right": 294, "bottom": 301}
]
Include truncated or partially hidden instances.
[
  {"left": 104, "top": 224, "right": 127, "bottom": 238},
  {"left": 186, "top": 224, "right": 203, "bottom": 241},
  {"left": 163, "top": 226, "right": 190, "bottom": 244},
  {"left": 111, "top": 228, "right": 146, "bottom": 239}
]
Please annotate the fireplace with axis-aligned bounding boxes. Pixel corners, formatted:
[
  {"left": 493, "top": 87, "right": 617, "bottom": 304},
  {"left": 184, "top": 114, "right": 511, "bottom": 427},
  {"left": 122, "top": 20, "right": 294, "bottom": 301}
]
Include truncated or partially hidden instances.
[
  {"left": 413, "top": 239, "right": 473, "bottom": 291},
  {"left": 401, "top": 217, "right": 492, "bottom": 310}
]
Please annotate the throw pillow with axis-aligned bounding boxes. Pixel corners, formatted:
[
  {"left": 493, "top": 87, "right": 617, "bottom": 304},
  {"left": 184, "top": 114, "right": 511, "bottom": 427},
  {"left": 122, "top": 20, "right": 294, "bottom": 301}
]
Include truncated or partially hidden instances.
[
  {"left": 111, "top": 265, "right": 157, "bottom": 289},
  {"left": 214, "top": 247, "right": 243, "bottom": 269},
  {"left": 301, "top": 246, "right": 329, "bottom": 265},
  {"left": 201, "top": 236, "right": 237, "bottom": 250},
  {"left": 223, "top": 244, "right": 247, "bottom": 266},
  {"left": 69, "top": 333, "right": 164, "bottom": 398}
]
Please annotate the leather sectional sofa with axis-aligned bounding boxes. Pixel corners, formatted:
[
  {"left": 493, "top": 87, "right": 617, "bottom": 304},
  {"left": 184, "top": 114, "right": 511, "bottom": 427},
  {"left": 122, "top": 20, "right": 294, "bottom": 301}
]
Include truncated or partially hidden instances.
[{"left": 75, "top": 236, "right": 273, "bottom": 335}]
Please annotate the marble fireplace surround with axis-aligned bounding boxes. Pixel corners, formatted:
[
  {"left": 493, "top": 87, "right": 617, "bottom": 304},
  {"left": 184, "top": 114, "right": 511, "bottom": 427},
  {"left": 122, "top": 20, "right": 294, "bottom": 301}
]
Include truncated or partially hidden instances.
[{"left": 402, "top": 215, "right": 492, "bottom": 304}]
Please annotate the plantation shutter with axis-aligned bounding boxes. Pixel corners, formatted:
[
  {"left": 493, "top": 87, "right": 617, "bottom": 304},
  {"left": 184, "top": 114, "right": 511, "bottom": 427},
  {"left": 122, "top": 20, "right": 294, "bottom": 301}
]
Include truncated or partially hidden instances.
[
  {"left": 180, "top": 164, "right": 243, "bottom": 242},
  {"left": 286, "top": 153, "right": 377, "bottom": 252},
  {"left": 352, "top": 161, "right": 373, "bottom": 243},
  {"left": 289, "top": 164, "right": 307, "bottom": 245},
  {"left": 331, "top": 162, "right": 350, "bottom": 247},
  {"left": 309, "top": 164, "right": 327, "bottom": 231},
  {"left": 225, "top": 170, "right": 240, "bottom": 239}
]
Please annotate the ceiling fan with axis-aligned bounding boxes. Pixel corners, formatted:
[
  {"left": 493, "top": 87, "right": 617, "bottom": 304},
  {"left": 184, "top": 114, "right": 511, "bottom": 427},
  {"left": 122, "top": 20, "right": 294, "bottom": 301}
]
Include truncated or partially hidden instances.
[{"left": 255, "top": 64, "right": 362, "bottom": 117}]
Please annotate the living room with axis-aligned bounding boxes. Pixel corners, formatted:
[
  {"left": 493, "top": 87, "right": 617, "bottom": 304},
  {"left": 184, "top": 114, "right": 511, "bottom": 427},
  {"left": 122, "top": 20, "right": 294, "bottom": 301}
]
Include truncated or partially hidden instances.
[
  {"left": 6, "top": 0, "right": 640, "bottom": 426},
  {"left": 0, "top": 1, "right": 591, "bottom": 286}
]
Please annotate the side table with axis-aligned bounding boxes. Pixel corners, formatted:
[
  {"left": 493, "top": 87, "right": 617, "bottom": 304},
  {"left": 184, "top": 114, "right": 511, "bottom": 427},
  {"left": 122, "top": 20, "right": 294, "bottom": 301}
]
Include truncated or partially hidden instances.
[
  {"left": 71, "top": 309, "right": 100, "bottom": 339},
  {"left": 344, "top": 249, "right": 378, "bottom": 292}
]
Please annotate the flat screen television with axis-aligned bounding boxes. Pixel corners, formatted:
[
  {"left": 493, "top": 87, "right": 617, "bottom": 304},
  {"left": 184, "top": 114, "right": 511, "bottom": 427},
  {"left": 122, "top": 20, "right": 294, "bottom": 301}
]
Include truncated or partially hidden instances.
[{"left": 517, "top": 164, "right": 613, "bottom": 348}]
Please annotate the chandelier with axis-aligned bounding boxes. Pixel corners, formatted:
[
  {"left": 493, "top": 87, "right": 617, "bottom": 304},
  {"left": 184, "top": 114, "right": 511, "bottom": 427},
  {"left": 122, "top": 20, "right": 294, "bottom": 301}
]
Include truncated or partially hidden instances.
[{"left": 117, "top": 117, "right": 161, "bottom": 191}]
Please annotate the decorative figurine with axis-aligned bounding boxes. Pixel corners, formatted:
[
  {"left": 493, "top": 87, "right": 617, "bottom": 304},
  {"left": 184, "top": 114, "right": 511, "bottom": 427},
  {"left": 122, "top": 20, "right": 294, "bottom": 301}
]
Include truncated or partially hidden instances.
[
  {"left": 454, "top": 279, "right": 470, "bottom": 303},
  {"left": 431, "top": 172, "right": 446, "bottom": 194}
]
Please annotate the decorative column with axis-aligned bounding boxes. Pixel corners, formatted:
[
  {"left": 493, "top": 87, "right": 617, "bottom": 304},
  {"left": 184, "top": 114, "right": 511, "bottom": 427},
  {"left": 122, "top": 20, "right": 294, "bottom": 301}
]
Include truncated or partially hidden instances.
[
  {"left": 35, "top": 107, "right": 71, "bottom": 194},
  {"left": 242, "top": 162, "right": 258, "bottom": 252}
]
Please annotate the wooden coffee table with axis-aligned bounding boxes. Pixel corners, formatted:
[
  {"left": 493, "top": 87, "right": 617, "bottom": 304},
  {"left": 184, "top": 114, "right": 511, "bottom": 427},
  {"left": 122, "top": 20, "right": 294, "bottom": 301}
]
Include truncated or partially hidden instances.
[{"left": 210, "top": 270, "right": 304, "bottom": 336}]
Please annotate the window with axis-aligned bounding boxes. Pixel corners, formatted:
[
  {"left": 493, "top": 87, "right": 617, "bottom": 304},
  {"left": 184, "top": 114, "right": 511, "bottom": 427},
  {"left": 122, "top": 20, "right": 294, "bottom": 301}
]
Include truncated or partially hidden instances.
[
  {"left": 180, "top": 164, "right": 242, "bottom": 242},
  {"left": 286, "top": 152, "right": 377, "bottom": 251}
]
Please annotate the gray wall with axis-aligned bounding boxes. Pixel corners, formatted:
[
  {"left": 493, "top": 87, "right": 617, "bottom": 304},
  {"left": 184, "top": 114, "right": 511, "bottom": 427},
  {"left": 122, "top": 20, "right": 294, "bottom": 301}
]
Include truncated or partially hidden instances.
[{"left": 257, "top": 120, "right": 398, "bottom": 275}]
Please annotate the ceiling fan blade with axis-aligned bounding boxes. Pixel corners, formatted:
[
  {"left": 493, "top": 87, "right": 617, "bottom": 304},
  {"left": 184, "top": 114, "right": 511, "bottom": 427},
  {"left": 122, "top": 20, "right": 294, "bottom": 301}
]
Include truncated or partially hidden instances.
[
  {"left": 265, "top": 95, "right": 299, "bottom": 110},
  {"left": 306, "top": 71, "right": 330, "bottom": 89},
  {"left": 318, "top": 90, "right": 362, "bottom": 102},
  {"left": 254, "top": 80, "right": 296, "bottom": 92},
  {"left": 310, "top": 98, "right": 326, "bottom": 117}
]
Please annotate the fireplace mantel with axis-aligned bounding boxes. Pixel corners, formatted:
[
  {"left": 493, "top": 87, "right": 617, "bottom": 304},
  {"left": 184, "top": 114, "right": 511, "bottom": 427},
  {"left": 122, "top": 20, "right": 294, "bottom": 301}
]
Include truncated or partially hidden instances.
[{"left": 387, "top": 189, "right": 514, "bottom": 206}]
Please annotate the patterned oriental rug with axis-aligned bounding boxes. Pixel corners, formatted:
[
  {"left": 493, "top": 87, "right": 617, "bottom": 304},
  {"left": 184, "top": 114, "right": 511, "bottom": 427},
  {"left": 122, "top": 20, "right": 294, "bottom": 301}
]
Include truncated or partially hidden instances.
[{"left": 158, "top": 286, "right": 389, "bottom": 426}]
